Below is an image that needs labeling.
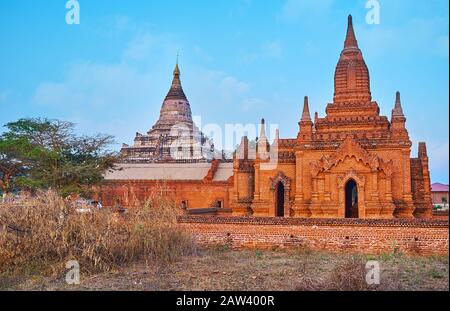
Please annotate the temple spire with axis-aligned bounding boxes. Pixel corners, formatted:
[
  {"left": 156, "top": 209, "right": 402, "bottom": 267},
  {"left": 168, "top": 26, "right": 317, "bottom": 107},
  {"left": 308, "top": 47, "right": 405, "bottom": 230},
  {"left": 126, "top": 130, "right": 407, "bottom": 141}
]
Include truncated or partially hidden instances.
[
  {"left": 301, "top": 96, "right": 312, "bottom": 122},
  {"left": 259, "top": 118, "right": 267, "bottom": 139},
  {"left": 333, "top": 15, "right": 371, "bottom": 104},
  {"left": 257, "top": 118, "right": 269, "bottom": 157},
  {"left": 344, "top": 15, "right": 358, "bottom": 49},
  {"left": 165, "top": 58, "right": 187, "bottom": 101},
  {"left": 392, "top": 91, "right": 405, "bottom": 118}
]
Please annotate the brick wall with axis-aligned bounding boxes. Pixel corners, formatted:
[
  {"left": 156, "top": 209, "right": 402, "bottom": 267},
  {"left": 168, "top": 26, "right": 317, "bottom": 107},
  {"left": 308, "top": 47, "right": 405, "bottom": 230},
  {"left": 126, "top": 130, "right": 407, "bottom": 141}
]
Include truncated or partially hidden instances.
[
  {"left": 99, "top": 180, "right": 233, "bottom": 209},
  {"left": 433, "top": 210, "right": 449, "bottom": 220},
  {"left": 178, "top": 216, "right": 449, "bottom": 256}
]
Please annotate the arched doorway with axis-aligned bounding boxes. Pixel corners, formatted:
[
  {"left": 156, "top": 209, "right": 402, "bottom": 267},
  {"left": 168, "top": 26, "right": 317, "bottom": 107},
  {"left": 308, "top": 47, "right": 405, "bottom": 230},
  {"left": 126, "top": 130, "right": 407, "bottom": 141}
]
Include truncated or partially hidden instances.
[
  {"left": 345, "top": 179, "right": 358, "bottom": 218},
  {"left": 276, "top": 182, "right": 285, "bottom": 217}
]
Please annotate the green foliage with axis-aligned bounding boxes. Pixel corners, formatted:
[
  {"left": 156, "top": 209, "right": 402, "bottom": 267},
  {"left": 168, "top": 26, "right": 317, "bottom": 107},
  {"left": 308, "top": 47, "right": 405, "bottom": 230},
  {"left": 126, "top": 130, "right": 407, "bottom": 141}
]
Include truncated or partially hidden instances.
[
  {"left": 0, "top": 118, "right": 119, "bottom": 197},
  {"left": 0, "top": 135, "right": 37, "bottom": 194}
]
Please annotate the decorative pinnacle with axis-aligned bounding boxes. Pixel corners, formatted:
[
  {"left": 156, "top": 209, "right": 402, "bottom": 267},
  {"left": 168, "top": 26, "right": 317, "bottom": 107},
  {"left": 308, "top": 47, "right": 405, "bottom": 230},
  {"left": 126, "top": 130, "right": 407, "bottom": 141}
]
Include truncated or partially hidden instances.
[
  {"left": 418, "top": 142, "right": 428, "bottom": 158},
  {"left": 392, "top": 91, "right": 405, "bottom": 118},
  {"left": 165, "top": 59, "right": 187, "bottom": 100},
  {"left": 301, "top": 96, "right": 312, "bottom": 122},
  {"left": 344, "top": 15, "right": 358, "bottom": 49},
  {"left": 259, "top": 118, "right": 267, "bottom": 139}
]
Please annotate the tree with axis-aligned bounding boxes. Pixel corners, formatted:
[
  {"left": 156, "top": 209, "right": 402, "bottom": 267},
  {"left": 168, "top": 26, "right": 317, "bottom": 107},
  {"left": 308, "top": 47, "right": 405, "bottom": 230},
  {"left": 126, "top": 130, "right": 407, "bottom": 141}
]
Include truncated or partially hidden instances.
[
  {"left": 1, "top": 118, "right": 119, "bottom": 198},
  {"left": 0, "top": 135, "right": 37, "bottom": 195}
]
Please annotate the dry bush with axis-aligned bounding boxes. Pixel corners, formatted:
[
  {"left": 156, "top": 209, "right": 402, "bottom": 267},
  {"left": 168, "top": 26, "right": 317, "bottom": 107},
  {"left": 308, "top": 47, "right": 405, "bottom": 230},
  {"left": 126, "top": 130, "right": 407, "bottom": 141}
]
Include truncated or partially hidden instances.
[
  {"left": 325, "top": 256, "right": 375, "bottom": 291},
  {"left": 295, "top": 256, "right": 378, "bottom": 291},
  {"left": 0, "top": 190, "right": 195, "bottom": 276}
]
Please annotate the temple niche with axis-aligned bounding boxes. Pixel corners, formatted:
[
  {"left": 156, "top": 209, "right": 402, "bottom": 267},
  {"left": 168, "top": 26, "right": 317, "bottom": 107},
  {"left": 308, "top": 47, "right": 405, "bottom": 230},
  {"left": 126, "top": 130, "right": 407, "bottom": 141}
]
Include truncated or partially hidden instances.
[{"left": 231, "top": 15, "right": 433, "bottom": 219}]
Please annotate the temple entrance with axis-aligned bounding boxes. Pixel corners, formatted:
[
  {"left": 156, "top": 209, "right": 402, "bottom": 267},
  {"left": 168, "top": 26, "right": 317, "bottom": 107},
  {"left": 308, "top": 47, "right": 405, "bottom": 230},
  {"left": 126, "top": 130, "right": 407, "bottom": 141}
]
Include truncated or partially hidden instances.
[
  {"left": 345, "top": 179, "right": 358, "bottom": 218},
  {"left": 276, "top": 182, "right": 285, "bottom": 217}
]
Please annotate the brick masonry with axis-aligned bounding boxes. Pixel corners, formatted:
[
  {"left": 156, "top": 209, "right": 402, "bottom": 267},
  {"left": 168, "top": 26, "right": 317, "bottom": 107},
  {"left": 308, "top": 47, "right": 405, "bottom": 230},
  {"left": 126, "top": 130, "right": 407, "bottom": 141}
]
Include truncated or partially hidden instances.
[
  {"left": 178, "top": 216, "right": 449, "bottom": 256},
  {"left": 101, "top": 16, "right": 434, "bottom": 222},
  {"left": 433, "top": 210, "right": 449, "bottom": 220}
]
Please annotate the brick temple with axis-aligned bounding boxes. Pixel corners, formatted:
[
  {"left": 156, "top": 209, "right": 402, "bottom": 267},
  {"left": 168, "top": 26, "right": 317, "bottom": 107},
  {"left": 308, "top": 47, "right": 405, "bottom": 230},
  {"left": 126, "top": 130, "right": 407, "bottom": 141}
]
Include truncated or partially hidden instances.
[{"left": 99, "top": 15, "right": 433, "bottom": 219}]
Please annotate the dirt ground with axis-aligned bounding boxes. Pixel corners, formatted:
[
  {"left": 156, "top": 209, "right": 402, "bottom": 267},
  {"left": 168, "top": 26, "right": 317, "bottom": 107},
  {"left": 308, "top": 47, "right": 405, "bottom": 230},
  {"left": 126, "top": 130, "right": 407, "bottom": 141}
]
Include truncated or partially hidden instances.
[{"left": 2, "top": 247, "right": 449, "bottom": 291}]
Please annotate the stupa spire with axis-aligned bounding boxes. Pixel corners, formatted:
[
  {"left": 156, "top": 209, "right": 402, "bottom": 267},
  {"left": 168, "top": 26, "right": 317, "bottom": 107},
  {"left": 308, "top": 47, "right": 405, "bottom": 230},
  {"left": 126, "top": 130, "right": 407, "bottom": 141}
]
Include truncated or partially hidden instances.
[
  {"left": 165, "top": 57, "right": 187, "bottom": 101},
  {"left": 344, "top": 15, "right": 358, "bottom": 50},
  {"left": 333, "top": 15, "right": 371, "bottom": 104},
  {"left": 392, "top": 91, "right": 405, "bottom": 117},
  {"left": 259, "top": 118, "right": 267, "bottom": 139},
  {"left": 301, "top": 96, "right": 312, "bottom": 122}
]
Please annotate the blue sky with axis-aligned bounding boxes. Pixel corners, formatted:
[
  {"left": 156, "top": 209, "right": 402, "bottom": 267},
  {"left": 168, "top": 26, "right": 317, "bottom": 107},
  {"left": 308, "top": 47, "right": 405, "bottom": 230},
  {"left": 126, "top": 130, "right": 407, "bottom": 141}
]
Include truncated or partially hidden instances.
[{"left": 0, "top": 0, "right": 448, "bottom": 183}]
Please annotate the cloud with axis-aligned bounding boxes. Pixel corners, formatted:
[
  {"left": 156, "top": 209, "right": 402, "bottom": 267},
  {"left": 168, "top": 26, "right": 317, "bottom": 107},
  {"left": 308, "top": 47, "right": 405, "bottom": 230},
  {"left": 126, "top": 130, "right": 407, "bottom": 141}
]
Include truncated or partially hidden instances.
[
  {"left": 123, "top": 31, "right": 181, "bottom": 62},
  {"left": 241, "top": 98, "right": 267, "bottom": 112},
  {"left": 219, "top": 76, "right": 249, "bottom": 99},
  {"left": 34, "top": 62, "right": 154, "bottom": 110},
  {"left": 187, "top": 67, "right": 256, "bottom": 108},
  {"left": 31, "top": 28, "right": 266, "bottom": 148}
]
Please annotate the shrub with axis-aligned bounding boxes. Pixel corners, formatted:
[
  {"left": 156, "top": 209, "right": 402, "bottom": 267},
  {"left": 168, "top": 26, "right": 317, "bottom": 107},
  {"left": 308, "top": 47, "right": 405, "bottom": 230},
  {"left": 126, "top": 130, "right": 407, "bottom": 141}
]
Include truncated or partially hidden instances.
[
  {"left": 0, "top": 190, "right": 195, "bottom": 276},
  {"left": 295, "top": 256, "right": 378, "bottom": 291}
]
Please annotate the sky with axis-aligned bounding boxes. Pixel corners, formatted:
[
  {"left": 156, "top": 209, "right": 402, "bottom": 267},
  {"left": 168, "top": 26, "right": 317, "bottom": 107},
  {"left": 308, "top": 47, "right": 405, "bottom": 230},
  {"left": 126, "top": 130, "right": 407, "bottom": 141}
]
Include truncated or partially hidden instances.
[{"left": 0, "top": 0, "right": 448, "bottom": 183}]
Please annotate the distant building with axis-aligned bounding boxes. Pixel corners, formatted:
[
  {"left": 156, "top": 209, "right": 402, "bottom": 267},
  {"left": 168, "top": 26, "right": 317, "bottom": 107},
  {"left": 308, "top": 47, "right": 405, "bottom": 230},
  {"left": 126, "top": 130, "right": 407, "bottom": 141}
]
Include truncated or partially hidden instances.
[{"left": 431, "top": 183, "right": 449, "bottom": 209}]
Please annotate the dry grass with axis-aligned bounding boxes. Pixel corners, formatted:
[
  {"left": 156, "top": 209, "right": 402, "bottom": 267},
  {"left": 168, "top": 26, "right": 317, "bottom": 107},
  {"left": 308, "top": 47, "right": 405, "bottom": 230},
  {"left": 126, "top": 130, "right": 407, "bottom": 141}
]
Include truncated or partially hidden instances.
[
  {"left": 0, "top": 190, "right": 195, "bottom": 280},
  {"left": 295, "top": 255, "right": 378, "bottom": 291},
  {"left": 0, "top": 192, "right": 448, "bottom": 291},
  {"left": 6, "top": 248, "right": 447, "bottom": 291}
]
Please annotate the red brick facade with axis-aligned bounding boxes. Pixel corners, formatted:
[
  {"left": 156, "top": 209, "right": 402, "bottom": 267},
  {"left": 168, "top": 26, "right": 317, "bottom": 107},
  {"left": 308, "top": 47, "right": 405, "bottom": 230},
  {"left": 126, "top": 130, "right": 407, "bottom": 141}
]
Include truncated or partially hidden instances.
[
  {"left": 230, "top": 16, "right": 432, "bottom": 219},
  {"left": 99, "top": 15, "right": 433, "bottom": 220},
  {"left": 178, "top": 216, "right": 449, "bottom": 256}
]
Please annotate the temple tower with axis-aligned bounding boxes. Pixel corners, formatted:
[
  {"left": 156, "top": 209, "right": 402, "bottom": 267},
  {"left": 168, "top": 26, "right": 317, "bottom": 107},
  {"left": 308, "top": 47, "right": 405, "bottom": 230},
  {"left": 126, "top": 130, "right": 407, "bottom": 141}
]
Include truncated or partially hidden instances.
[
  {"left": 292, "top": 15, "right": 426, "bottom": 219},
  {"left": 120, "top": 61, "right": 216, "bottom": 163},
  {"left": 153, "top": 61, "right": 194, "bottom": 134}
]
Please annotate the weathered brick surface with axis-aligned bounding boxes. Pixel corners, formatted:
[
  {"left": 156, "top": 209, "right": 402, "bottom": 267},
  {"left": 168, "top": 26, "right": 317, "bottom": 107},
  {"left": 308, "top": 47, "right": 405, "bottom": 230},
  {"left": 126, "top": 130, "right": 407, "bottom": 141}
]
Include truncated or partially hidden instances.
[
  {"left": 178, "top": 216, "right": 449, "bottom": 255},
  {"left": 433, "top": 210, "right": 449, "bottom": 220},
  {"left": 231, "top": 16, "right": 433, "bottom": 219},
  {"left": 98, "top": 180, "right": 232, "bottom": 210},
  {"left": 100, "top": 16, "right": 433, "bottom": 222}
]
